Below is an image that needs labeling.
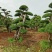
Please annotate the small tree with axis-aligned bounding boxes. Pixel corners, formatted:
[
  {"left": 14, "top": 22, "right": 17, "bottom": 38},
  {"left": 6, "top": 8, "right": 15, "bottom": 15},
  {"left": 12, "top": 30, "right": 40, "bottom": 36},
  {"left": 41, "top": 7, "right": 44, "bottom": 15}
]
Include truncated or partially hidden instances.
[
  {"left": 32, "top": 15, "right": 41, "bottom": 31},
  {"left": 0, "top": 7, "right": 12, "bottom": 32},
  {"left": 28, "top": 19, "right": 35, "bottom": 29},
  {"left": 39, "top": 20, "right": 49, "bottom": 28},
  {"left": 10, "top": 18, "right": 27, "bottom": 40},
  {"left": 0, "top": 13, "right": 4, "bottom": 27},
  {"left": 19, "top": 5, "right": 33, "bottom": 24},
  {"left": 4, "top": 18, "right": 13, "bottom": 32},
  {"left": 12, "top": 5, "right": 33, "bottom": 40}
]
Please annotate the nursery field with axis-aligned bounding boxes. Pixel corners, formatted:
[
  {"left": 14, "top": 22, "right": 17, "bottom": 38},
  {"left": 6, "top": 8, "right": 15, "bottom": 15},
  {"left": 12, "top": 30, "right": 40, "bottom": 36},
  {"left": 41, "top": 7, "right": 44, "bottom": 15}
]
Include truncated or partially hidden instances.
[{"left": 0, "top": 1, "right": 52, "bottom": 52}]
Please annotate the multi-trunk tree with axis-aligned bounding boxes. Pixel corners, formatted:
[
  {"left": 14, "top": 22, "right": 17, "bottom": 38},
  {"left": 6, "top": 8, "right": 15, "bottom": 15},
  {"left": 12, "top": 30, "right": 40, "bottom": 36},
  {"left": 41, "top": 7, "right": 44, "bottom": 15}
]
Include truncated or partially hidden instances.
[{"left": 10, "top": 5, "right": 33, "bottom": 40}]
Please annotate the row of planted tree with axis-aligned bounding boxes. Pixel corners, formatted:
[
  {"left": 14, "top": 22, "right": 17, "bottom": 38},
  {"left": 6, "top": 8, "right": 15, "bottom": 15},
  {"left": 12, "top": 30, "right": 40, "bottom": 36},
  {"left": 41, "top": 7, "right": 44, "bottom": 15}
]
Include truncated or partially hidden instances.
[{"left": 0, "top": 2, "right": 52, "bottom": 44}]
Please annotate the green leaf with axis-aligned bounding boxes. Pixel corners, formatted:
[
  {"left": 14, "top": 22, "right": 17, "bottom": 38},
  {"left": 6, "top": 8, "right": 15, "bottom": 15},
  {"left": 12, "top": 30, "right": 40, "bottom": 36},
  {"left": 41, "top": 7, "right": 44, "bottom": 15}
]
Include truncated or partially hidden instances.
[
  {"left": 43, "top": 13, "right": 52, "bottom": 18},
  {"left": 19, "top": 5, "right": 28, "bottom": 11},
  {"left": 20, "top": 28, "right": 27, "bottom": 34}
]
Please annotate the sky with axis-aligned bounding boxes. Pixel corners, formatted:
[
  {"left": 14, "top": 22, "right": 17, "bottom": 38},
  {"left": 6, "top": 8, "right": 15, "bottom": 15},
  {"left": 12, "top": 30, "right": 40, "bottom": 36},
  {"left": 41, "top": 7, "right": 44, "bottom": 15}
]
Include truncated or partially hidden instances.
[{"left": 0, "top": 0, "right": 52, "bottom": 19}]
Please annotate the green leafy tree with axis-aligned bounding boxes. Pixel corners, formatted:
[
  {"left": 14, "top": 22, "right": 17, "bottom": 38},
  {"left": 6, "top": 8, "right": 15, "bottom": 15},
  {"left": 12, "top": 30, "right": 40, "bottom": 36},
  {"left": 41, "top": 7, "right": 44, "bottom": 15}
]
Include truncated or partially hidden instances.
[
  {"left": 39, "top": 20, "right": 49, "bottom": 28},
  {"left": 1, "top": 9, "right": 12, "bottom": 32},
  {"left": 49, "top": 2, "right": 52, "bottom": 8},
  {"left": 43, "top": 2, "right": 52, "bottom": 22},
  {"left": 10, "top": 18, "right": 25, "bottom": 40},
  {"left": 32, "top": 15, "right": 41, "bottom": 31},
  {"left": 0, "top": 13, "right": 4, "bottom": 27},
  {"left": 19, "top": 5, "right": 33, "bottom": 23},
  {"left": 12, "top": 5, "right": 33, "bottom": 40},
  {"left": 28, "top": 19, "right": 35, "bottom": 29},
  {"left": 15, "top": 8, "right": 23, "bottom": 39},
  {"left": 4, "top": 18, "right": 13, "bottom": 32},
  {"left": 0, "top": 7, "right": 12, "bottom": 32}
]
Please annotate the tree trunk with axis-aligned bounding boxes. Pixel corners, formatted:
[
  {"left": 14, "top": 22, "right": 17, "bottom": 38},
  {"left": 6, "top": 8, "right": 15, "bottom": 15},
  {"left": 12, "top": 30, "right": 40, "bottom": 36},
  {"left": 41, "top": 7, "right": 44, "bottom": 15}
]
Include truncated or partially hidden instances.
[
  {"left": 14, "top": 27, "right": 21, "bottom": 40},
  {"left": 6, "top": 26, "right": 11, "bottom": 33},
  {"left": 49, "top": 34, "right": 52, "bottom": 45},
  {"left": 17, "top": 27, "right": 21, "bottom": 39},
  {"left": 35, "top": 26, "right": 38, "bottom": 31},
  {"left": 23, "top": 14, "right": 26, "bottom": 23},
  {"left": 7, "top": 27, "right": 9, "bottom": 32},
  {"left": 14, "top": 30, "right": 18, "bottom": 40},
  {"left": 50, "top": 16, "right": 52, "bottom": 22},
  {"left": 49, "top": 16, "right": 52, "bottom": 22}
]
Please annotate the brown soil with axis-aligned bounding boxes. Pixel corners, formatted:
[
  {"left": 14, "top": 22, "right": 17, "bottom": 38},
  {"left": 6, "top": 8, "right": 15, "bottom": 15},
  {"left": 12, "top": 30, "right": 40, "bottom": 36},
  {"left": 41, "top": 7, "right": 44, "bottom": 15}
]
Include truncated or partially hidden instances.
[{"left": 0, "top": 29, "right": 52, "bottom": 52}]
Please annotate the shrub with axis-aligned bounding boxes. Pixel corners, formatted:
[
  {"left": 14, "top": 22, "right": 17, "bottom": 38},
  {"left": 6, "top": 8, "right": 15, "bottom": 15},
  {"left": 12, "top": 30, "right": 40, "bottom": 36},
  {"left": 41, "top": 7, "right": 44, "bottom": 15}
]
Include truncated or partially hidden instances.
[
  {"left": 8, "top": 38, "right": 15, "bottom": 43},
  {"left": 45, "top": 23, "right": 52, "bottom": 34},
  {"left": 18, "top": 36, "right": 23, "bottom": 42},
  {"left": 38, "top": 28, "right": 45, "bottom": 32},
  {"left": 39, "top": 40, "right": 50, "bottom": 52},
  {"left": 45, "top": 23, "right": 52, "bottom": 46}
]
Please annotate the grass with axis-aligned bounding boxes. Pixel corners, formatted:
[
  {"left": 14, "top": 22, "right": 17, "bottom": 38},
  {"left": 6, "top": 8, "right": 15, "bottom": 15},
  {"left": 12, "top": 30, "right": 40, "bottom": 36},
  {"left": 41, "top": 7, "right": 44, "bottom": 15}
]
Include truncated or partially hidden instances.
[
  {"left": 2, "top": 37, "right": 50, "bottom": 52},
  {"left": 2, "top": 45, "right": 36, "bottom": 52}
]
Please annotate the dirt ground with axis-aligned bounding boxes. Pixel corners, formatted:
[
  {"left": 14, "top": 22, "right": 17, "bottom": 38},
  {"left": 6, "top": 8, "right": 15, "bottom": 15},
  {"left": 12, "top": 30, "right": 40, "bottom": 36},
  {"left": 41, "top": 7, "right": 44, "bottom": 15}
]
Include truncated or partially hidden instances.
[{"left": 0, "top": 29, "right": 52, "bottom": 52}]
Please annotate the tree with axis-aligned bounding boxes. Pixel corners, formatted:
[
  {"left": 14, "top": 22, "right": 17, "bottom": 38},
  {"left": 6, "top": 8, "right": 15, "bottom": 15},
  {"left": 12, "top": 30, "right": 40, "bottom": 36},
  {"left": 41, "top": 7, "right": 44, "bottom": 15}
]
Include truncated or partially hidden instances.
[
  {"left": 39, "top": 20, "right": 49, "bottom": 28},
  {"left": 15, "top": 5, "right": 33, "bottom": 24},
  {"left": 12, "top": 5, "right": 33, "bottom": 40},
  {"left": 15, "top": 9, "right": 23, "bottom": 39},
  {"left": 27, "top": 19, "right": 35, "bottom": 29},
  {"left": 10, "top": 18, "right": 24, "bottom": 40},
  {"left": 19, "top": 5, "right": 28, "bottom": 23},
  {"left": 32, "top": 14, "right": 41, "bottom": 31},
  {"left": 0, "top": 13, "right": 4, "bottom": 27},
  {"left": 0, "top": 8, "right": 12, "bottom": 32},
  {"left": 49, "top": 2, "right": 52, "bottom": 8},
  {"left": 4, "top": 18, "right": 13, "bottom": 32},
  {"left": 19, "top": 5, "right": 33, "bottom": 23},
  {"left": 43, "top": 3, "right": 52, "bottom": 22}
]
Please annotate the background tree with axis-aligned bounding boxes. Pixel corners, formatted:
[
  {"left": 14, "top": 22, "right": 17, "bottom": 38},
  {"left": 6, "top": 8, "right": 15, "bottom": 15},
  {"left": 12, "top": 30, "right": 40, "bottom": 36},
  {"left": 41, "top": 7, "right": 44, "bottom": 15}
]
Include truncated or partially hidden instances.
[
  {"left": 4, "top": 18, "right": 13, "bottom": 32},
  {"left": 39, "top": 19, "right": 49, "bottom": 28},
  {"left": 43, "top": 2, "right": 52, "bottom": 22},
  {"left": 45, "top": 23, "right": 52, "bottom": 46},
  {"left": 49, "top": 2, "right": 52, "bottom": 8},
  {"left": 0, "top": 7, "right": 12, "bottom": 32},
  {"left": 31, "top": 14, "right": 41, "bottom": 31}
]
